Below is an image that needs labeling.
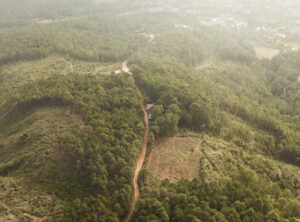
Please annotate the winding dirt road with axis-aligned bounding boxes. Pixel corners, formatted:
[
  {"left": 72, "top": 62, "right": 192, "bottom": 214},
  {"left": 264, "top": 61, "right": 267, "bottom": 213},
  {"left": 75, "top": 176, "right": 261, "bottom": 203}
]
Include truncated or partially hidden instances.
[{"left": 122, "top": 85, "right": 149, "bottom": 222}]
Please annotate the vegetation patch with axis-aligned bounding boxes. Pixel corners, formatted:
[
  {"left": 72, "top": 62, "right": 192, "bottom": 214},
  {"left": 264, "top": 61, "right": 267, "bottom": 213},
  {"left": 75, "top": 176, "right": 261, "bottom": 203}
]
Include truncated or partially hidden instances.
[{"left": 0, "top": 177, "right": 64, "bottom": 221}]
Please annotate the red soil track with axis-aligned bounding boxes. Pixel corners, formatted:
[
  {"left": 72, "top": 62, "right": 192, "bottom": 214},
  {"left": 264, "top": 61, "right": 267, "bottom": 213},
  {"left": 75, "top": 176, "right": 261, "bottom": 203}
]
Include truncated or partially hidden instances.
[{"left": 122, "top": 86, "right": 149, "bottom": 222}]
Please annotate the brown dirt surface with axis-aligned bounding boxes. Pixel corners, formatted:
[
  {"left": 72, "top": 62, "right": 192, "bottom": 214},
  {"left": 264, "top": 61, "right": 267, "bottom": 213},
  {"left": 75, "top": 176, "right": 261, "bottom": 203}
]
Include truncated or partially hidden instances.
[
  {"left": 23, "top": 213, "right": 48, "bottom": 222},
  {"left": 149, "top": 137, "right": 202, "bottom": 182},
  {"left": 254, "top": 47, "right": 280, "bottom": 59}
]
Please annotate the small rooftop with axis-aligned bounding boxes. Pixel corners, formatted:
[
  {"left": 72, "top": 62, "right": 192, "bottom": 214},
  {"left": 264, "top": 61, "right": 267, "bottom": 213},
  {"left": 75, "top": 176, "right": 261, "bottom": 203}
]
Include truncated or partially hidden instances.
[{"left": 146, "top": 104, "right": 154, "bottom": 110}]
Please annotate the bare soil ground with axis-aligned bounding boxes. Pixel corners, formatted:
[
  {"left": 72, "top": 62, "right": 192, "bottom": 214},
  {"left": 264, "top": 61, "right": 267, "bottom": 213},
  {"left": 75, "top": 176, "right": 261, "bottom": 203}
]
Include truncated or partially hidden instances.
[
  {"left": 23, "top": 213, "right": 48, "bottom": 222},
  {"left": 254, "top": 47, "right": 280, "bottom": 59},
  {"left": 148, "top": 137, "right": 202, "bottom": 182},
  {"left": 36, "top": 19, "right": 53, "bottom": 25}
]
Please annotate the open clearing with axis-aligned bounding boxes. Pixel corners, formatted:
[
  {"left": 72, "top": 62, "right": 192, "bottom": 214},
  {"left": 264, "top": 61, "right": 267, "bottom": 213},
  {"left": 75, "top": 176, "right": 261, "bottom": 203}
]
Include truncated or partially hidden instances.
[
  {"left": 254, "top": 47, "right": 280, "bottom": 59},
  {"left": 148, "top": 135, "right": 300, "bottom": 186},
  {"left": 148, "top": 137, "right": 202, "bottom": 182},
  {"left": 284, "top": 41, "right": 300, "bottom": 51},
  {"left": 196, "top": 62, "right": 212, "bottom": 70}
]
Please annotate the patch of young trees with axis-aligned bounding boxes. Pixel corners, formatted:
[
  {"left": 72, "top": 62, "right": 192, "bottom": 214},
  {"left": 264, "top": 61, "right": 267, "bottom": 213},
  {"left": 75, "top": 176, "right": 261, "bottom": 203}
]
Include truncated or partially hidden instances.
[
  {"left": 6, "top": 72, "right": 145, "bottom": 221},
  {"left": 133, "top": 168, "right": 300, "bottom": 221}
]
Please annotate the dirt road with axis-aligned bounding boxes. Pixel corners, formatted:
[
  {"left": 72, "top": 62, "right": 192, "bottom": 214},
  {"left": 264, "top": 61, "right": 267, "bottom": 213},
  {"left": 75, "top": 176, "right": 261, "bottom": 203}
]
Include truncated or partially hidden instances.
[
  {"left": 0, "top": 103, "right": 17, "bottom": 121},
  {"left": 23, "top": 213, "right": 48, "bottom": 222},
  {"left": 122, "top": 60, "right": 132, "bottom": 74},
  {"left": 122, "top": 85, "right": 148, "bottom": 222}
]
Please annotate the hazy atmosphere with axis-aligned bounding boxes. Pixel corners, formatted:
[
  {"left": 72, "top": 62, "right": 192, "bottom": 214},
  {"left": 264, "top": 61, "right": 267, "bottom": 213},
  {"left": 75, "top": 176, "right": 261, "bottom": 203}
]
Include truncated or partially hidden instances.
[{"left": 0, "top": 0, "right": 299, "bottom": 221}]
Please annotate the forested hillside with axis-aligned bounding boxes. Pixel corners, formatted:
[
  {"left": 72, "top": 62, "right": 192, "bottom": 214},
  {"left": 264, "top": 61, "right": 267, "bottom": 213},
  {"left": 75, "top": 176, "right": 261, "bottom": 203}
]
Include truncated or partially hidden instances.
[
  {"left": 0, "top": 0, "right": 299, "bottom": 221},
  {"left": 0, "top": 57, "right": 145, "bottom": 221}
]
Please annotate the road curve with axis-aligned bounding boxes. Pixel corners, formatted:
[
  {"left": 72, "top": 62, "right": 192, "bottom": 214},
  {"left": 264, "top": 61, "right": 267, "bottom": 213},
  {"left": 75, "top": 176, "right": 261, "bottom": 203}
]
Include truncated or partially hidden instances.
[{"left": 122, "top": 86, "right": 149, "bottom": 222}]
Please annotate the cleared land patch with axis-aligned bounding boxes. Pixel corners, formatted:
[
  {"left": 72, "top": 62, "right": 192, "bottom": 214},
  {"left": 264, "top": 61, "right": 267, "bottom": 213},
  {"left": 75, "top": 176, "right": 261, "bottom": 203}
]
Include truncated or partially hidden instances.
[
  {"left": 149, "top": 137, "right": 202, "bottom": 182},
  {"left": 148, "top": 134, "right": 300, "bottom": 192},
  {"left": 254, "top": 47, "right": 280, "bottom": 59}
]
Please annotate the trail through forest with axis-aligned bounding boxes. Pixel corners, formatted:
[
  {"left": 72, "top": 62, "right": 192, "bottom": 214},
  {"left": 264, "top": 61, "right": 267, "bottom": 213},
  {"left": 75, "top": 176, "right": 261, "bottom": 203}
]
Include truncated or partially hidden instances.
[
  {"left": 23, "top": 213, "right": 48, "bottom": 222},
  {"left": 122, "top": 60, "right": 132, "bottom": 74},
  {"left": 0, "top": 103, "right": 17, "bottom": 121},
  {"left": 122, "top": 68, "right": 148, "bottom": 222}
]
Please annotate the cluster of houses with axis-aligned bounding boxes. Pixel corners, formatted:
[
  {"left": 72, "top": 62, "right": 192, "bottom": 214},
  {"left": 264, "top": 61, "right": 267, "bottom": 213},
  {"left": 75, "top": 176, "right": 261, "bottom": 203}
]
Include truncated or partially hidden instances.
[
  {"left": 138, "top": 32, "right": 155, "bottom": 42},
  {"left": 255, "top": 26, "right": 288, "bottom": 42},
  {"left": 200, "top": 16, "right": 248, "bottom": 30},
  {"left": 175, "top": 24, "right": 193, "bottom": 31}
]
